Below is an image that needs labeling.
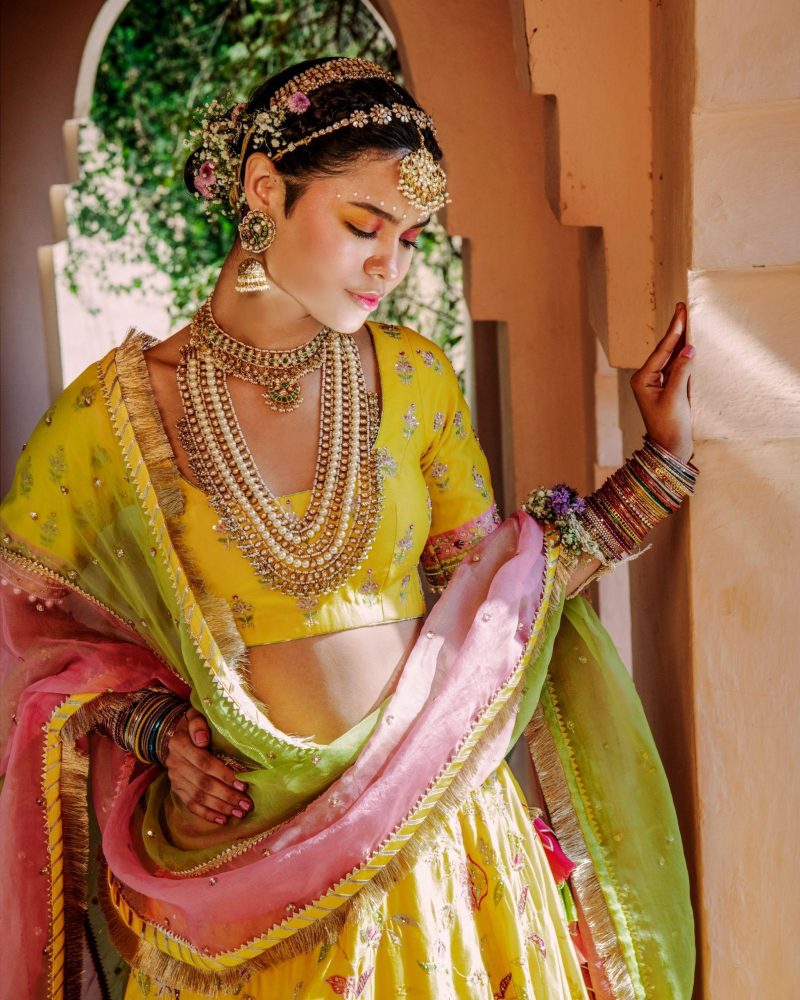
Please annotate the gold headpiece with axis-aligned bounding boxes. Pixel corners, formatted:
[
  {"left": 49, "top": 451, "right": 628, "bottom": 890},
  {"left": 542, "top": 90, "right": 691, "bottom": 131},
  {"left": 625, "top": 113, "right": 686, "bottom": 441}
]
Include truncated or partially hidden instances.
[{"left": 189, "top": 57, "right": 450, "bottom": 219}]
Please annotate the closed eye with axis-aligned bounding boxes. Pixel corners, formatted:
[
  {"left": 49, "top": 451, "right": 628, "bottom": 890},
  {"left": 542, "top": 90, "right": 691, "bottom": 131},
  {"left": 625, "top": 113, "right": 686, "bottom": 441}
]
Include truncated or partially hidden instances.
[{"left": 346, "top": 222, "right": 419, "bottom": 250}]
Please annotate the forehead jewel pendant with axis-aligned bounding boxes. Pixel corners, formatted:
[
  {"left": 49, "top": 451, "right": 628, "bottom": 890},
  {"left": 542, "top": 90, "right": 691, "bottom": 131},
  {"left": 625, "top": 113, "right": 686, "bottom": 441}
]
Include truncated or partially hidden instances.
[{"left": 397, "top": 129, "right": 449, "bottom": 216}]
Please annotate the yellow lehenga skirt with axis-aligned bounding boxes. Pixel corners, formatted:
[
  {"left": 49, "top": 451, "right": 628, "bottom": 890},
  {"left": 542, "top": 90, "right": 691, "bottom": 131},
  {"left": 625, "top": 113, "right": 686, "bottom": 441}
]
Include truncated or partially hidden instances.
[{"left": 125, "top": 763, "right": 588, "bottom": 1000}]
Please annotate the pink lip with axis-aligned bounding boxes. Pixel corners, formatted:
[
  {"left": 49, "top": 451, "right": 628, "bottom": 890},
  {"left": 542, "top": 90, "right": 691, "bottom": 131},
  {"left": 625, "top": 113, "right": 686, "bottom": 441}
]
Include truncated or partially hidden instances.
[{"left": 348, "top": 291, "right": 383, "bottom": 310}]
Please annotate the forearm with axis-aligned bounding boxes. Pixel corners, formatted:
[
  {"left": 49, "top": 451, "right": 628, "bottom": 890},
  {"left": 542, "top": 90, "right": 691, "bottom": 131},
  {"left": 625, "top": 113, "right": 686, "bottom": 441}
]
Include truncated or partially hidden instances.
[
  {"left": 524, "top": 435, "right": 699, "bottom": 597},
  {"left": 97, "top": 687, "right": 189, "bottom": 765}
]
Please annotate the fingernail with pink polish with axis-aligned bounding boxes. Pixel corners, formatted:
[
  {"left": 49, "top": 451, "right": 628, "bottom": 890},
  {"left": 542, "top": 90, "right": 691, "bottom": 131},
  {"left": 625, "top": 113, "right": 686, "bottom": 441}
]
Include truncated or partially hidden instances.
[
  {"left": 214, "top": 816, "right": 226, "bottom": 825},
  {"left": 234, "top": 780, "right": 247, "bottom": 792},
  {"left": 680, "top": 344, "right": 695, "bottom": 358}
]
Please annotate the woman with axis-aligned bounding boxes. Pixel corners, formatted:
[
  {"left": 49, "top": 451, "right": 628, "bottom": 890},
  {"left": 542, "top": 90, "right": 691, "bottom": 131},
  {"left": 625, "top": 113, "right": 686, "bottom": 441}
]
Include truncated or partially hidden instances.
[{"left": 1, "top": 57, "right": 698, "bottom": 999}]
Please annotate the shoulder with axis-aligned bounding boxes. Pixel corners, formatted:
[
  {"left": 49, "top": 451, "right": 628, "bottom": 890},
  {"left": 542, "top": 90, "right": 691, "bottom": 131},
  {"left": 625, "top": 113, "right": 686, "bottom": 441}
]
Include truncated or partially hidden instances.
[{"left": 370, "top": 321, "right": 457, "bottom": 390}]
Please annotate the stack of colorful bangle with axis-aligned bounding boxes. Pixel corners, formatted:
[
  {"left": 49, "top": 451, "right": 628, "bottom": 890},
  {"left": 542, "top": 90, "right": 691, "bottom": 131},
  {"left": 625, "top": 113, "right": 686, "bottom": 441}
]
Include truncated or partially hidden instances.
[
  {"left": 107, "top": 689, "right": 188, "bottom": 766},
  {"left": 581, "top": 435, "right": 698, "bottom": 564},
  {"left": 522, "top": 434, "right": 698, "bottom": 568}
]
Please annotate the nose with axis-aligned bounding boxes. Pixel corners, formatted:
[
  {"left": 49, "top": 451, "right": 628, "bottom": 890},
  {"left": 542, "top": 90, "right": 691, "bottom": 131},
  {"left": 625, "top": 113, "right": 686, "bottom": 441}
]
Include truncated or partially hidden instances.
[{"left": 364, "top": 249, "right": 400, "bottom": 283}]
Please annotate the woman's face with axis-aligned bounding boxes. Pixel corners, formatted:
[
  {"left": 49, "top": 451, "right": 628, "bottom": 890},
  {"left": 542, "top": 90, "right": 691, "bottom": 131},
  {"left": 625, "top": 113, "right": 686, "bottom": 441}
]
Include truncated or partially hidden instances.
[{"left": 256, "top": 152, "right": 431, "bottom": 333}]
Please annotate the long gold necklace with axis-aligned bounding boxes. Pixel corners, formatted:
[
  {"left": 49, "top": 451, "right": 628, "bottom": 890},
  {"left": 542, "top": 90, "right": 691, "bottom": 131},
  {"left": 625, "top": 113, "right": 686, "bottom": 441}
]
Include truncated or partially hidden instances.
[
  {"left": 197, "top": 299, "right": 330, "bottom": 413},
  {"left": 176, "top": 306, "right": 382, "bottom": 597}
]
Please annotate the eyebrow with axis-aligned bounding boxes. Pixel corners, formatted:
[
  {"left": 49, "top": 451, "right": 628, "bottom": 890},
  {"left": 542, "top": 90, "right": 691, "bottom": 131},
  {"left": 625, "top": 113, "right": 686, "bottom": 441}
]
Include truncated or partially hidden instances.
[{"left": 348, "top": 201, "right": 431, "bottom": 228}]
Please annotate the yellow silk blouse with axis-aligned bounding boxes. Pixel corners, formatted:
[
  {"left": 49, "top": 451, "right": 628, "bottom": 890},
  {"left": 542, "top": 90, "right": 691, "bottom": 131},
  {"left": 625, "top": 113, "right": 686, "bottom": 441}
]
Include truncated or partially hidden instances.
[{"left": 176, "top": 322, "right": 500, "bottom": 647}]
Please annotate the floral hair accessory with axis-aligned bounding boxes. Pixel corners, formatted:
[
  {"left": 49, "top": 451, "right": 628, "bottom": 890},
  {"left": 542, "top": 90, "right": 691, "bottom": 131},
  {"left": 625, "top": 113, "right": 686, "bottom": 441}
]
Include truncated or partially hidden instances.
[
  {"left": 521, "top": 483, "right": 601, "bottom": 564},
  {"left": 186, "top": 57, "right": 448, "bottom": 220},
  {"left": 287, "top": 91, "right": 310, "bottom": 113},
  {"left": 193, "top": 161, "right": 217, "bottom": 200}
]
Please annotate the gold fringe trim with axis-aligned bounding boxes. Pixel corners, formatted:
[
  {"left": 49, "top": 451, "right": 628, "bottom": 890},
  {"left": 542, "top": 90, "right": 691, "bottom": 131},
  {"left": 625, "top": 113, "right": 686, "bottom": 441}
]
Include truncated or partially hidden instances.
[
  {"left": 42, "top": 692, "right": 129, "bottom": 1000},
  {"left": 526, "top": 697, "right": 638, "bottom": 1000},
  {"left": 108, "top": 333, "right": 249, "bottom": 680},
  {"left": 98, "top": 532, "right": 568, "bottom": 995}
]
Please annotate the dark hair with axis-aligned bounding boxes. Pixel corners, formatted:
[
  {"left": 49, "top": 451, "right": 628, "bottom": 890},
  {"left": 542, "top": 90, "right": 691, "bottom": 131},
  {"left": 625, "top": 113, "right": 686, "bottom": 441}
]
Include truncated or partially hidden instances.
[{"left": 183, "top": 57, "right": 443, "bottom": 217}]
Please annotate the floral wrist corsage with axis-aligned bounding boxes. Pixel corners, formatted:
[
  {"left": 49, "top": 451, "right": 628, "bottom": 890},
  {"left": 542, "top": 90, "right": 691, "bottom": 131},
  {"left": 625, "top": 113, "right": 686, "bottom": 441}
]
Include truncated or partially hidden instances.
[{"left": 521, "top": 484, "right": 602, "bottom": 564}]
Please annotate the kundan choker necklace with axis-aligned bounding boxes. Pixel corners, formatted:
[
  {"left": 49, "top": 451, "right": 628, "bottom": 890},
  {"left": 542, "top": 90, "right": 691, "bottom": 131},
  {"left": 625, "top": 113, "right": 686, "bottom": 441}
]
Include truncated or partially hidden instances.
[
  {"left": 176, "top": 303, "right": 382, "bottom": 597},
  {"left": 197, "top": 299, "right": 331, "bottom": 413}
]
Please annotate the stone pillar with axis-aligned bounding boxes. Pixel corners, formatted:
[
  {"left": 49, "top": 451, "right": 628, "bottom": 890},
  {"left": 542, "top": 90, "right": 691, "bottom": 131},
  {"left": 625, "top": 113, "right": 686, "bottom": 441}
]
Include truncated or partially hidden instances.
[{"left": 681, "top": 1, "right": 800, "bottom": 993}]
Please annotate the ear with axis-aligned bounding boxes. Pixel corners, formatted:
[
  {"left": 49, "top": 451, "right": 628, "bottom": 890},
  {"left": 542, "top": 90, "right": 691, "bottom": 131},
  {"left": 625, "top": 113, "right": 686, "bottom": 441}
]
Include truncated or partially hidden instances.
[{"left": 242, "top": 152, "right": 285, "bottom": 217}]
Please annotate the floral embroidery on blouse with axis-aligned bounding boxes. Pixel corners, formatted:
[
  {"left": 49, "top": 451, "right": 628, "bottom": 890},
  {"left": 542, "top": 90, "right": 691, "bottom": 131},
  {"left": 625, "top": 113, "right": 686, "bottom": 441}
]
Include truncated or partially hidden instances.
[
  {"left": 414, "top": 348, "right": 443, "bottom": 374},
  {"left": 231, "top": 594, "right": 254, "bottom": 628},
  {"left": 375, "top": 446, "right": 398, "bottom": 479},
  {"left": 296, "top": 594, "right": 320, "bottom": 627},
  {"left": 432, "top": 410, "right": 445, "bottom": 432},
  {"left": 472, "top": 465, "right": 489, "bottom": 500},
  {"left": 393, "top": 523, "right": 415, "bottom": 565},
  {"left": 393, "top": 351, "right": 415, "bottom": 384},
  {"left": 358, "top": 569, "right": 380, "bottom": 605},
  {"left": 429, "top": 461, "right": 450, "bottom": 492},
  {"left": 402, "top": 403, "right": 419, "bottom": 440},
  {"left": 421, "top": 505, "right": 501, "bottom": 592},
  {"left": 399, "top": 572, "right": 411, "bottom": 603},
  {"left": 211, "top": 520, "right": 235, "bottom": 550},
  {"left": 380, "top": 322, "right": 402, "bottom": 339},
  {"left": 452, "top": 410, "right": 468, "bottom": 441},
  {"left": 43, "top": 406, "right": 56, "bottom": 427}
]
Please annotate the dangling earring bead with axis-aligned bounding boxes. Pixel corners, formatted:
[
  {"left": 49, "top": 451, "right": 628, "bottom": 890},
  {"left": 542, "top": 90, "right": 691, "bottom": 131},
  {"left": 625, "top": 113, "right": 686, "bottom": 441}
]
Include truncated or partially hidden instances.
[
  {"left": 236, "top": 208, "right": 276, "bottom": 294},
  {"left": 236, "top": 258, "right": 270, "bottom": 294}
]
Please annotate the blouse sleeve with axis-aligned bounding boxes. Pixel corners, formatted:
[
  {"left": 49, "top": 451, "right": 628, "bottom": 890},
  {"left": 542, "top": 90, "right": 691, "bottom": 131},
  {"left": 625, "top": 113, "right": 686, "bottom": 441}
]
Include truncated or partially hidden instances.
[{"left": 413, "top": 337, "right": 501, "bottom": 592}]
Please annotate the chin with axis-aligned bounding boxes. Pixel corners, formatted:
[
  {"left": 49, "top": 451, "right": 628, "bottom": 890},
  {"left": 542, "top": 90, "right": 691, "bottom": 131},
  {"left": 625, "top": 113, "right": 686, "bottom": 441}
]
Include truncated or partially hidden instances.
[{"left": 319, "top": 308, "right": 373, "bottom": 335}]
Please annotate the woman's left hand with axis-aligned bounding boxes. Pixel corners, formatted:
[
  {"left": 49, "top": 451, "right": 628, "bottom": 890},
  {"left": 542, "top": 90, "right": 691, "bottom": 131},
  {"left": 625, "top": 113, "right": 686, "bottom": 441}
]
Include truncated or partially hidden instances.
[{"left": 629, "top": 302, "right": 695, "bottom": 464}]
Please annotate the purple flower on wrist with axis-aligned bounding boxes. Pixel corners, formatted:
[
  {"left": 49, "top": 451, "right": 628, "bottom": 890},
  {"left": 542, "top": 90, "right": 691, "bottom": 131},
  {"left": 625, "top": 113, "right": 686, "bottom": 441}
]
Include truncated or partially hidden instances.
[{"left": 550, "top": 484, "right": 574, "bottom": 517}]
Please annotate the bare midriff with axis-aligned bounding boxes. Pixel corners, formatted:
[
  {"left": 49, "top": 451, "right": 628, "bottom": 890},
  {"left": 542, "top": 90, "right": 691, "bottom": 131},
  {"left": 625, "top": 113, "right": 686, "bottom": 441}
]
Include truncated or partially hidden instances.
[{"left": 247, "top": 617, "right": 424, "bottom": 743}]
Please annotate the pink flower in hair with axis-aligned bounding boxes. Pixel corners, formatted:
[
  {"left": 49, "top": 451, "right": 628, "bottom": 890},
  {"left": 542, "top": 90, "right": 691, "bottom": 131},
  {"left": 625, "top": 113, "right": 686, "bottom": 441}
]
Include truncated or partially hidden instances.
[
  {"left": 287, "top": 91, "right": 311, "bottom": 113},
  {"left": 193, "top": 160, "right": 217, "bottom": 200},
  {"left": 230, "top": 102, "right": 247, "bottom": 124}
]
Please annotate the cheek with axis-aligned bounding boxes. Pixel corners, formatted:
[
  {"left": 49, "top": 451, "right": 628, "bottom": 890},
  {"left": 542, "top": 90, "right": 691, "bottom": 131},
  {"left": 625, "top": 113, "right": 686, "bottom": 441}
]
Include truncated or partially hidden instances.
[{"left": 284, "top": 222, "right": 363, "bottom": 285}]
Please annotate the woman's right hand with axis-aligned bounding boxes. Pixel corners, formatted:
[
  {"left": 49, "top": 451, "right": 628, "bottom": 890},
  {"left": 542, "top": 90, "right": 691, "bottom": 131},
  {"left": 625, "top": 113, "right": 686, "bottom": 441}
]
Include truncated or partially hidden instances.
[{"left": 163, "top": 707, "right": 253, "bottom": 825}]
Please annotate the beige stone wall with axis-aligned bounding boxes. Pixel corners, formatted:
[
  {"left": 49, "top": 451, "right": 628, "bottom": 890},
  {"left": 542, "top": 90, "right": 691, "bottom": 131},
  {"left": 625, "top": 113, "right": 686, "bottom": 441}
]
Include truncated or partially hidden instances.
[{"left": 686, "top": 0, "right": 800, "bottom": 994}]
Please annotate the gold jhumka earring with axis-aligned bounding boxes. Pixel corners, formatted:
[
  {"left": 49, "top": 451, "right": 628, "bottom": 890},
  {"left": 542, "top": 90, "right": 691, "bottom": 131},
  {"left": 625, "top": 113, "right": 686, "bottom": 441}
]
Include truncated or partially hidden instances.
[{"left": 235, "top": 208, "right": 276, "bottom": 293}]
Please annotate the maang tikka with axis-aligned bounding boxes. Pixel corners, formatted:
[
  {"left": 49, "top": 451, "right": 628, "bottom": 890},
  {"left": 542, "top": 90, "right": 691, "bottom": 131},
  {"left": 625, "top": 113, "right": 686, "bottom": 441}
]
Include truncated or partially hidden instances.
[{"left": 235, "top": 208, "right": 276, "bottom": 293}]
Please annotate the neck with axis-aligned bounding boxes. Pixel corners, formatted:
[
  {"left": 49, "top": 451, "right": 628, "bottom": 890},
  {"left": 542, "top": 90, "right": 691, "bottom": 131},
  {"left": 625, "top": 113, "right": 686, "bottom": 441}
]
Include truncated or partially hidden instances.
[{"left": 208, "top": 246, "right": 323, "bottom": 350}]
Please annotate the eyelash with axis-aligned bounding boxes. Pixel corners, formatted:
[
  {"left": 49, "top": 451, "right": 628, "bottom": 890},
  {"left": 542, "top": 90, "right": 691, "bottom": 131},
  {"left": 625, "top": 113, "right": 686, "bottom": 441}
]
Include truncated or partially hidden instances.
[{"left": 346, "top": 222, "right": 419, "bottom": 250}]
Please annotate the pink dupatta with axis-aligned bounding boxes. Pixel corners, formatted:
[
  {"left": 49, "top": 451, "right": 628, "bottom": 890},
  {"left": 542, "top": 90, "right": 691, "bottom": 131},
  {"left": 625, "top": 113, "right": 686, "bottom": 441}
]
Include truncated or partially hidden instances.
[{"left": 1, "top": 510, "right": 563, "bottom": 997}]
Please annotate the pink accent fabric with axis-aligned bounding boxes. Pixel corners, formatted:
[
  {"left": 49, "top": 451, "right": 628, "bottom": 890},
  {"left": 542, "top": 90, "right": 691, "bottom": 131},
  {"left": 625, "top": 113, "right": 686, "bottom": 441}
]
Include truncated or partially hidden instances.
[
  {"left": 534, "top": 816, "right": 577, "bottom": 884},
  {"left": 0, "top": 560, "right": 185, "bottom": 996},
  {"left": 1, "top": 511, "right": 547, "bottom": 978}
]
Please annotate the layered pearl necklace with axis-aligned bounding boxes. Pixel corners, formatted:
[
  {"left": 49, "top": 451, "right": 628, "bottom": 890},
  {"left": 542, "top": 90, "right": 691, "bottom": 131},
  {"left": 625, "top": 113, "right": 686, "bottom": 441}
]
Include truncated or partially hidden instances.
[{"left": 176, "top": 302, "right": 382, "bottom": 596}]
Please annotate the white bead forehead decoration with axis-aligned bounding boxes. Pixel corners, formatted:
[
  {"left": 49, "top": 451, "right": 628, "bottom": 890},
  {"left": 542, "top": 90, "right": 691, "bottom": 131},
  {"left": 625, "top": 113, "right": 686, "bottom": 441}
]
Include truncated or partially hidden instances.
[{"left": 188, "top": 56, "right": 450, "bottom": 219}]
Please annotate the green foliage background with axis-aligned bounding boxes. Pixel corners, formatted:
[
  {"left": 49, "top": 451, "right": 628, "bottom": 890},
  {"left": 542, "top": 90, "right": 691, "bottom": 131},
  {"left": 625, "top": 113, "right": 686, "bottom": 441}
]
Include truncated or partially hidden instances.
[{"left": 68, "top": 0, "right": 466, "bottom": 361}]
